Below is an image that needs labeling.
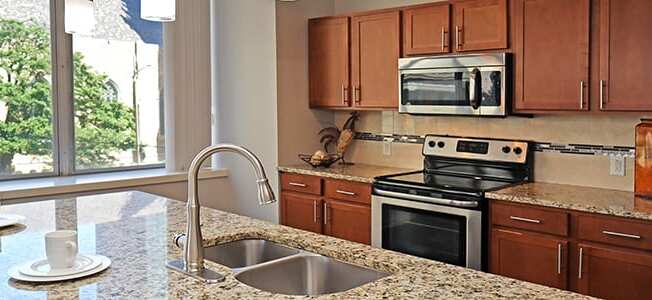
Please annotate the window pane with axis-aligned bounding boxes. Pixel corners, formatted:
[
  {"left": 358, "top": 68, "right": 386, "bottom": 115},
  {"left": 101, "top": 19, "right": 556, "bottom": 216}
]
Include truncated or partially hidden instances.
[
  {"left": 0, "top": 0, "right": 55, "bottom": 178},
  {"left": 73, "top": 0, "right": 165, "bottom": 171}
]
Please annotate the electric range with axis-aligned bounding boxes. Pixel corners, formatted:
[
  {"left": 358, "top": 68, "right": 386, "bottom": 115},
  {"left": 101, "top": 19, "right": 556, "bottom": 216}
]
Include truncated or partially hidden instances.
[{"left": 371, "top": 135, "right": 532, "bottom": 271}]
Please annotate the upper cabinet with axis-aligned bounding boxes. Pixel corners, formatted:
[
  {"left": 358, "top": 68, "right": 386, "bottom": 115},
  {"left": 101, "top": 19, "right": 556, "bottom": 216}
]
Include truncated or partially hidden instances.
[
  {"left": 351, "top": 11, "right": 400, "bottom": 109},
  {"left": 513, "top": 0, "right": 590, "bottom": 111},
  {"left": 453, "top": 0, "right": 508, "bottom": 52},
  {"left": 598, "top": 0, "right": 652, "bottom": 111},
  {"left": 309, "top": 17, "right": 351, "bottom": 108},
  {"left": 403, "top": 3, "right": 451, "bottom": 56}
]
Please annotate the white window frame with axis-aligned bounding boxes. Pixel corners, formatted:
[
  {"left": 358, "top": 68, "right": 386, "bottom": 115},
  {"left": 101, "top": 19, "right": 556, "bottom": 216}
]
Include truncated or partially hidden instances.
[{"left": 0, "top": 0, "right": 165, "bottom": 182}]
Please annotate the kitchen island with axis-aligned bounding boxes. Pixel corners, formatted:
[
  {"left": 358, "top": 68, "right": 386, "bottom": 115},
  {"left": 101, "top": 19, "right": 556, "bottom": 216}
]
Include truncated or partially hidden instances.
[{"left": 0, "top": 191, "right": 587, "bottom": 299}]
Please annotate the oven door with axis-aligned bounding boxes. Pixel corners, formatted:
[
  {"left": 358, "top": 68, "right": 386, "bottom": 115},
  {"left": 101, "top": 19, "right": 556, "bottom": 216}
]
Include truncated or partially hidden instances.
[
  {"left": 371, "top": 195, "right": 482, "bottom": 270},
  {"left": 399, "top": 66, "right": 505, "bottom": 116}
]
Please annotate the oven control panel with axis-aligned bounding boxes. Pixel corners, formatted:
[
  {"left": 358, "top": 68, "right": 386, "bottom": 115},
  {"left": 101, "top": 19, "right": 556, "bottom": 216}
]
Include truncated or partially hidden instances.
[{"left": 423, "top": 135, "right": 529, "bottom": 163}]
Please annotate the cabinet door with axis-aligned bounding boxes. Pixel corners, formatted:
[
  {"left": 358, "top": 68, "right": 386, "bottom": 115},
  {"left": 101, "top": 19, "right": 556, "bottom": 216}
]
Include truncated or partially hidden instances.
[
  {"left": 309, "top": 17, "right": 350, "bottom": 108},
  {"left": 513, "top": 0, "right": 590, "bottom": 111},
  {"left": 491, "top": 229, "right": 568, "bottom": 289},
  {"left": 403, "top": 4, "right": 451, "bottom": 56},
  {"left": 599, "top": 0, "right": 652, "bottom": 111},
  {"left": 324, "top": 199, "right": 371, "bottom": 245},
  {"left": 453, "top": 0, "right": 507, "bottom": 52},
  {"left": 577, "top": 244, "right": 652, "bottom": 300},
  {"left": 281, "top": 192, "right": 322, "bottom": 234},
  {"left": 351, "top": 11, "right": 400, "bottom": 109}
]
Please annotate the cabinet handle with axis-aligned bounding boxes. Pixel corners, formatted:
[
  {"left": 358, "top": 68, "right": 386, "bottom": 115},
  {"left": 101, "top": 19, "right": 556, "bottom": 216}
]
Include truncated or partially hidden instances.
[
  {"left": 599, "top": 80, "right": 605, "bottom": 110},
  {"left": 323, "top": 202, "right": 328, "bottom": 225},
  {"left": 336, "top": 190, "right": 356, "bottom": 196},
  {"left": 578, "top": 247, "right": 584, "bottom": 279},
  {"left": 509, "top": 216, "right": 541, "bottom": 224},
  {"left": 354, "top": 86, "right": 361, "bottom": 104},
  {"left": 342, "top": 85, "right": 348, "bottom": 105},
  {"left": 441, "top": 27, "right": 446, "bottom": 52},
  {"left": 455, "top": 26, "right": 462, "bottom": 50},
  {"left": 557, "top": 244, "right": 562, "bottom": 275},
  {"left": 580, "top": 81, "right": 585, "bottom": 109},
  {"left": 288, "top": 182, "right": 307, "bottom": 187},
  {"left": 602, "top": 230, "right": 641, "bottom": 240},
  {"left": 313, "top": 200, "right": 317, "bottom": 223}
]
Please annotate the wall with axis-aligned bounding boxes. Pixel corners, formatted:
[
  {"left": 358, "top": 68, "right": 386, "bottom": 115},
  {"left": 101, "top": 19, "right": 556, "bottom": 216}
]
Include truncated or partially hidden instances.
[
  {"left": 211, "top": 0, "right": 280, "bottom": 222},
  {"left": 329, "top": 0, "right": 648, "bottom": 192},
  {"left": 276, "top": 0, "right": 335, "bottom": 166}
]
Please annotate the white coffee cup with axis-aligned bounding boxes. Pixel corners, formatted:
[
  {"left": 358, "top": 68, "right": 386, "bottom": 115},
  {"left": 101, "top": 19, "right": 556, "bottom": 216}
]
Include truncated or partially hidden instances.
[{"left": 45, "top": 230, "right": 78, "bottom": 269}]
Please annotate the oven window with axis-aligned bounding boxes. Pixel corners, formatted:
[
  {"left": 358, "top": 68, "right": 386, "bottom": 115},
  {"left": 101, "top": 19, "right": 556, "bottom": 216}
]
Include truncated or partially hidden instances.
[
  {"left": 382, "top": 204, "right": 467, "bottom": 266},
  {"left": 401, "top": 70, "right": 501, "bottom": 107}
]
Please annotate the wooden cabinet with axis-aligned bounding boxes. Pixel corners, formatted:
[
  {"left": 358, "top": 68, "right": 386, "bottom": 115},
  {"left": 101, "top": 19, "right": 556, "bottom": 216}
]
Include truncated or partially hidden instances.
[
  {"left": 351, "top": 11, "right": 400, "bottom": 109},
  {"left": 513, "top": 0, "right": 590, "bottom": 111},
  {"left": 598, "top": 0, "right": 652, "bottom": 111},
  {"left": 403, "top": 3, "right": 451, "bottom": 56},
  {"left": 324, "top": 199, "right": 371, "bottom": 244},
  {"left": 281, "top": 192, "right": 322, "bottom": 234},
  {"left": 577, "top": 244, "right": 652, "bottom": 300},
  {"left": 453, "top": 0, "right": 508, "bottom": 52},
  {"left": 491, "top": 229, "right": 568, "bottom": 289},
  {"left": 279, "top": 173, "right": 372, "bottom": 244},
  {"left": 309, "top": 17, "right": 351, "bottom": 108}
]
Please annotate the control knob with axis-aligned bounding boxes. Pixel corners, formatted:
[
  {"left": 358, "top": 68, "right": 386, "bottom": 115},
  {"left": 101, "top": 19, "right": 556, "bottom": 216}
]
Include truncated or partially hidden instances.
[
  {"left": 501, "top": 146, "right": 511, "bottom": 154},
  {"left": 513, "top": 147, "right": 523, "bottom": 155}
]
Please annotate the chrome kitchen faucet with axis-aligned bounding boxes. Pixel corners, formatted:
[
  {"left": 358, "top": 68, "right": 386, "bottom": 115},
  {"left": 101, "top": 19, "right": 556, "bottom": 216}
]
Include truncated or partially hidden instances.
[{"left": 167, "top": 144, "right": 276, "bottom": 283}]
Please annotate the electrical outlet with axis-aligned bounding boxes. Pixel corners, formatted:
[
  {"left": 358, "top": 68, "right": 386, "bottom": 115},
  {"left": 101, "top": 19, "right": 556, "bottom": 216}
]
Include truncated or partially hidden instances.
[
  {"left": 383, "top": 139, "right": 392, "bottom": 156},
  {"left": 609, "top": 156, "right": 626, "bottom": 177}
]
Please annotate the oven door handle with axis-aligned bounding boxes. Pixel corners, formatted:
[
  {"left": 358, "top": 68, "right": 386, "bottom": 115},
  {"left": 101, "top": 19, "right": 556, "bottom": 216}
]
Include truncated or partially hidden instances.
[{"left": 373, "top": 188, "right": 479, "bottom": 208}]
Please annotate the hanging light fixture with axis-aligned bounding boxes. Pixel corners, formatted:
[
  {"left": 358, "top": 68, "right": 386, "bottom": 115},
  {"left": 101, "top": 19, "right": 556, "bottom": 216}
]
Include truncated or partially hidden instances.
[
  {"left": 141, "top": 0, "right": 176, "bottom": 22},
  {"left": 65, "top": 0, "right": 96, "bottom": 35}
]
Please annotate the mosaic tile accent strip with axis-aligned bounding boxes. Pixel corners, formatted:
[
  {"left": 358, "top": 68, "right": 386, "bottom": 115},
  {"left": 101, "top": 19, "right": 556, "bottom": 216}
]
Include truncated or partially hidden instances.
[{"left": 354, "top": 132, "right": 635, "bottom": 158}]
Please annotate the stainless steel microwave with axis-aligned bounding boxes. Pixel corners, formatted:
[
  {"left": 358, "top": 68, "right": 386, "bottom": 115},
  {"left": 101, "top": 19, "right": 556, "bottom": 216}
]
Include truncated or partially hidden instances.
[{"left": 398, "top": 53, "right": 510, "bottom": 116}]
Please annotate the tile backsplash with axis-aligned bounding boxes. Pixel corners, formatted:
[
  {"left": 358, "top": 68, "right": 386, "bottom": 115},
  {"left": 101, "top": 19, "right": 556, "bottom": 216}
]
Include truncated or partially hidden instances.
[{"left": 334, "top": 111, "right": 647, "bottom": 191}]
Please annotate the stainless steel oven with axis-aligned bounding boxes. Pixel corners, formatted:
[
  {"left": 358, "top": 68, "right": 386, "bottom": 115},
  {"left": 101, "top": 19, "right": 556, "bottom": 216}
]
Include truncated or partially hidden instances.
[
  {"left": 371, "top": 191, "right": 483, "bottom": 270},
  {"left": 398, "top": 53, "right": 510, "bottom": 116}
]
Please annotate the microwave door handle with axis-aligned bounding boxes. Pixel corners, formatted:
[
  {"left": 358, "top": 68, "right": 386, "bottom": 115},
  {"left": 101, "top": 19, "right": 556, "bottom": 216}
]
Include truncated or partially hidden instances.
[{"left": 469, "top": 68, "right": 481, "bottom": 110}]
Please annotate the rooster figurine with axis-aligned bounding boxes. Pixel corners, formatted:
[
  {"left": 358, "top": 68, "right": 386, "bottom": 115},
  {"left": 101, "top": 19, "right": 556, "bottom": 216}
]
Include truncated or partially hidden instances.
[{"left": 318, "top": 112, "right": 359, "bottom": 164}]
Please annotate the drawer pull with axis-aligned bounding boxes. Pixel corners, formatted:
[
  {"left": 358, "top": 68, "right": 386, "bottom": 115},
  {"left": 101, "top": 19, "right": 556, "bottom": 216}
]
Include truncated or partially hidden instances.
[
  {"left": 578, "top": 247, "right": 584, "bottom": 279},
  {"left": 602, "top": 230, "right": 641, "bottom": 240},
  {"left": 288, "top": 182, "right": 307, "bottom": 187},
  {"left": 557, "top": 244, "right": 562, "bottom": 275},
  {"left": 336, "top": 190, "right": 356, "bottom": 196},
  {"left": 323, "top": 202, "right": 329, "bottom": 225},
  {"left": 509, "top": 216, "right": 541, "bottom": 224},
  {"left": 313, "top": 200, "right": 317, "bottom": 223}
]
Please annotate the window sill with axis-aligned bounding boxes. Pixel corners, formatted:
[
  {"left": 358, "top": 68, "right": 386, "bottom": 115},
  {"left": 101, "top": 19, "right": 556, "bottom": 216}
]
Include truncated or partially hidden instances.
[{"left": 0, "top": 168, "right": 228, "bottom": 201}]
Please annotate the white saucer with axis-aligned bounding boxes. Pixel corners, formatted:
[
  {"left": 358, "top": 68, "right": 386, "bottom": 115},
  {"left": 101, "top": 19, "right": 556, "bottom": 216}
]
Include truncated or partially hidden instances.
[
  {"left": 9, "top": 255, "right": 111, "bottom": 283},
  {"left": 0, "top": 214, "right": 26, "bottom": 228},
  {"left": 20, "top": 254, "right": 102, "bottom": 277}
]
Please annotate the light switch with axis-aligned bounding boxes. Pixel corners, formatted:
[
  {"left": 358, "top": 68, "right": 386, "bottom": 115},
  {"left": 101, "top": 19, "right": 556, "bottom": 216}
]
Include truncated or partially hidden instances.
[
  {"left": 609, "top": 155, "right": 626, "bottom": 177},
  {"left": 383, "top": 138, "right": 393, "bottom": 156}
]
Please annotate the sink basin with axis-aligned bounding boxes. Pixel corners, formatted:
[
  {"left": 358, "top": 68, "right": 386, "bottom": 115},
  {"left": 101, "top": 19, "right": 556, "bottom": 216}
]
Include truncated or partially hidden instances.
[
  {"left": 235, "top": 255, "right": 390, "bottom": 296},
  {"left": 203, "top": 239, "right": 300, "bottom": 269}
]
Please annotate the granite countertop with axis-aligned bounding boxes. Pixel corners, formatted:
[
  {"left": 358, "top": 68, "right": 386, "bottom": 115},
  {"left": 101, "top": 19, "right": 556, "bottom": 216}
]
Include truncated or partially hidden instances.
[
  {"left": 487, "top": 182, "right": 652, "bottom": 221},
  {"left": 278, "top": 163, "right": 414, "bottom": 183},
  {"left": 0, "top": 191, "right": 587, "bottom": 299}
]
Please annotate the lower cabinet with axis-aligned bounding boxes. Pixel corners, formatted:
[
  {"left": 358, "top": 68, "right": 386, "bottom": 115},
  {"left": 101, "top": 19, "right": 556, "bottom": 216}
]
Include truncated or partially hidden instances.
[
  {"left": 490, "top": 228, "right": 568, "bottom": 289},
  {"left": 281, "top": 192, "right": 322, "bottom": 234},
  {"left": 280, "top": 172, "right": 372, "bottom": 245},
  {"left": 577, "top": 244, "right": 652, "bottom": 300},
  {"left": 324, "top": 199, "right": 371, "bottom": 245}
]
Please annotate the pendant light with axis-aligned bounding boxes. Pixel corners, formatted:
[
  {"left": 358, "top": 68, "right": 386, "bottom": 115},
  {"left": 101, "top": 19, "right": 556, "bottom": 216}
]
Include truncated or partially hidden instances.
[
  {"left": 65, "top": 0, "right": 96, "bottom": 35},
  {"left": 141, "top": 0, "right": 176, "bottom": 22}
]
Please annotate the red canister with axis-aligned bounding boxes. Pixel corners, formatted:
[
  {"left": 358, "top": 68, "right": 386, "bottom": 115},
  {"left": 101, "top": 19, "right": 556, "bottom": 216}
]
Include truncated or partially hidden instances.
[{"left": 635, "top": 119, "right": 652, "bottom": 197}]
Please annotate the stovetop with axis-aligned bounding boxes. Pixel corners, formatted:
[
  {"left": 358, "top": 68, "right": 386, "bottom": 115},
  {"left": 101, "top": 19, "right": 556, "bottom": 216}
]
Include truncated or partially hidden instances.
[{"left": 377, "top": 171, "right": 518, "bottom": 194}]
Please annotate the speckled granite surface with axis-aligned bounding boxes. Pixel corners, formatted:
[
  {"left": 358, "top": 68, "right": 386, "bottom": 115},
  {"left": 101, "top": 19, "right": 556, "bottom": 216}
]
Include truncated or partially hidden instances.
[
  {"left": 278, "top": 163, "right": 414, "bottom": 183},
  {"left": 487, "top": 182, "right": 652, "bottom": 221},
  {"left": 0, "top": 191, "right": 589, "bottom": 299}
]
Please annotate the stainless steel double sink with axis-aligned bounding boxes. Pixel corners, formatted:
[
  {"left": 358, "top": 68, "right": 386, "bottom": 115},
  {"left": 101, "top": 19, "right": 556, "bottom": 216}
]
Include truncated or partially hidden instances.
[{"left": 203, "top": 239, "right": 390, "bottom": 296}]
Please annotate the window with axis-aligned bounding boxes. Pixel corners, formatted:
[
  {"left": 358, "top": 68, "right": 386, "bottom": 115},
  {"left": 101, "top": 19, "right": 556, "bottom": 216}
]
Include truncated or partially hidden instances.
[{"left": 0, "top": 0, "right": 165, "bottom": 181}]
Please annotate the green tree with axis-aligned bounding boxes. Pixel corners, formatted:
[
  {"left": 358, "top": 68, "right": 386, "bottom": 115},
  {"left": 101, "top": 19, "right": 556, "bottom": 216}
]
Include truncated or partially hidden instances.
[{"left": 0, "top": 19, "right": 137, "bottom": 174}]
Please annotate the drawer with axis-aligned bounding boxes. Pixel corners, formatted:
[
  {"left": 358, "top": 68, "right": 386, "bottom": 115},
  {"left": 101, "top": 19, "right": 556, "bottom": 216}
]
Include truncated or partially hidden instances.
[
  {"left": 324, "top": 179, "right": 371, "bottom": 205},
  {"left": 280, "top": 173, "right": 322, "bottom": 195},
  {"left": 577, "top": 214, "right": 652, "bottom": 251},
  {"left": 492, "top": 202, "right": 569, "bottom": 236}
]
